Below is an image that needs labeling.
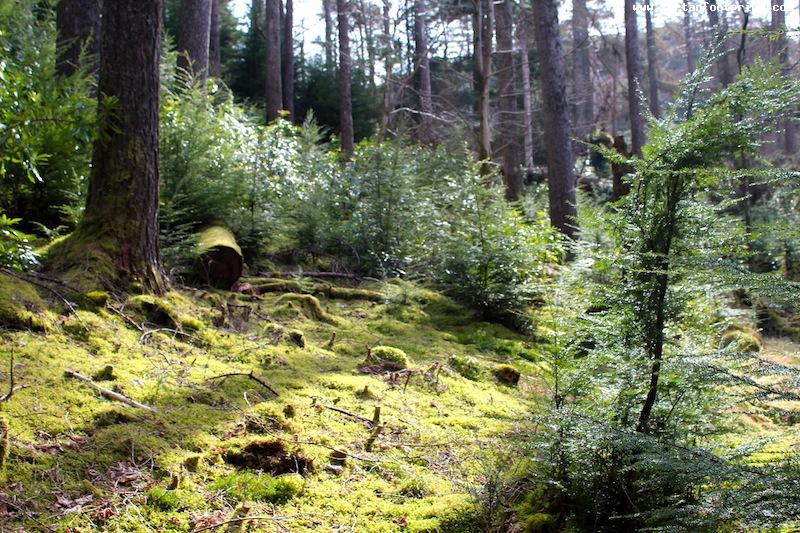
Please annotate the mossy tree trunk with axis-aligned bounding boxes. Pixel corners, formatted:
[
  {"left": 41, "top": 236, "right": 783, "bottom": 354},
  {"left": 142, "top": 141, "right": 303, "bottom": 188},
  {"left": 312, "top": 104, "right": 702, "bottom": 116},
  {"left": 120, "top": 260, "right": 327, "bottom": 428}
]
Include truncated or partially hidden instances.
[
  {"left": 265, "top": 0, "right": 283, "bottom": 122},
  {"left": 76, "top": 0, "right": 166, "bottom": 293}
]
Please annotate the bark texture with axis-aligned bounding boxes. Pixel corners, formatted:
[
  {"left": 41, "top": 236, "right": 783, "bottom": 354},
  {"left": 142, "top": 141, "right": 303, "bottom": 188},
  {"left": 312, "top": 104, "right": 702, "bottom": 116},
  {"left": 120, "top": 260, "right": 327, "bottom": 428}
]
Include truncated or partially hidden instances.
[
  {"left": 474, "top": 0, "right": 493, "bottom": 170},
  {"left": 644, "top": 0, "right": 660, "bottom": 118},
  {"left": 265, "top": 0, "right": 283, "bottom": 121},
  {"left": 82, "top": 0, "right": 165, "bottom": 293},
  {"left": 517, "top": 13, "right": 534, "bottom": 174},
  {"left": 683, "top": 6, "right": 695, "bottom": 74},
  {"left": 624, "top": 0, "right": 646, "bottom": 156},
  {"left": 414, "top": 0, "right": 434, "bottom": 144},
  {"left": 282, "top": 0, "right": 295, "bottom": 120},
  {"left": 571, "top": 0, "right": 593, "bottom": 149},
  {"left": 324, "top": 0, "right": 335, "bottom": 69},
  {"left": 177, "top": 0, "right": 213, "bottom": 81},
  {"left": 337, "top": 0, "right": 354, "bottom": 161},
  {"left": 56, "top": 0, "right": 101, "bottom": 77},
  {"left": 532, "top": 0, "right": 577, "bottom": 239},
  {"left": 495, "top": 0, "right": 521, "bottom": 199},
  {"left": 209, "top": 0, "right": 222, "bottom": 77}
]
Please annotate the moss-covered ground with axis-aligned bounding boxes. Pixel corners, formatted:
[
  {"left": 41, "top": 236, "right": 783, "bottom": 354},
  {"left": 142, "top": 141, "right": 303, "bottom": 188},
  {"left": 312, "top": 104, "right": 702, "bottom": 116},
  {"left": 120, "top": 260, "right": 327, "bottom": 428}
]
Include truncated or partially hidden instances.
[{"left": 0, "top": 274, "right": 544, "bottom": 532}]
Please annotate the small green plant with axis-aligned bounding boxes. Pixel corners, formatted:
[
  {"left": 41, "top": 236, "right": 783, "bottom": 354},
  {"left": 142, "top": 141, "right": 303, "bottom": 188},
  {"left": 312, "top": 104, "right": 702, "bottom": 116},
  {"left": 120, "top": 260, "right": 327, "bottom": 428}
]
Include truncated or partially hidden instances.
[{"left": 449, "top": 355, "right": 481, "bottom": 380}]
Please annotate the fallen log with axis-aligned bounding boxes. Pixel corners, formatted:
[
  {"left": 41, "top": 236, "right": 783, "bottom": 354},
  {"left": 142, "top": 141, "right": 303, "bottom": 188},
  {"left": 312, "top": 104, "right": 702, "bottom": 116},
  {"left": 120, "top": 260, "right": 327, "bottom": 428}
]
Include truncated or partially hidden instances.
[
  {"left": 64, "top": 370, "right": 157, "bottom": 413},
  {"left": 195, "top": 226, "right": 243, "bottom": 290}
]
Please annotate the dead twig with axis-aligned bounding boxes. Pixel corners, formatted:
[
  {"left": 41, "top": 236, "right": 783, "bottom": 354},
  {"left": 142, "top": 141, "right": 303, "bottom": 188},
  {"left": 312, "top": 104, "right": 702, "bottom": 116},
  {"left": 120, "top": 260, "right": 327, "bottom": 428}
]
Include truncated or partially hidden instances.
[
  {"left": 208, "top": 370, "right": 279, "bottom": 397},
  {"left": 312, "top": 398, "right": 375, "bottom": 428},
  {"left": 0, "top": 348, "right": 28, "bottom": 402},
  {"left": 64, "top": 370, "right": 157, "bottom": 413}
]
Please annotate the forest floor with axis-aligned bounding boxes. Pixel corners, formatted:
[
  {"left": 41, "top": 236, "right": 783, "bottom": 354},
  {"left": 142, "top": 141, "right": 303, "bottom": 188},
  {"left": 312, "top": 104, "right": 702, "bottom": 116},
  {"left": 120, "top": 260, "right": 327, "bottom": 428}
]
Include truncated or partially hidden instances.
[{"left": 0, "top": 271, "right": 545, "bottom": 532}]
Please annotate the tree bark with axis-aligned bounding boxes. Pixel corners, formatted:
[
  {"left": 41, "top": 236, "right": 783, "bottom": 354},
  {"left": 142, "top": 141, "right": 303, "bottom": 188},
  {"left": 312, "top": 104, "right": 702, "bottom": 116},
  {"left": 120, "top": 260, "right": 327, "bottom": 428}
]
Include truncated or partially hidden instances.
[
  {"left": 624, "top": 0, "right": 646, "bottom": 156},
  {"left": 496, "top": 0, "right": 521, "bottom": 199},
  {"left": 265, "top": 0, "right": 283, "bottom": 121},
  {"left": 79, "top": 0, "right": 165, "bottom": 293},
  {"left": 282, "top": 0, "right": 295, "bottom": 121},
  {"left": 532, "top": 0, "right": 577, "bottom": 239},
  {"left": 683, "top": 5, "right": 695, "bottom": 74},
  {"left": 517, "top": 12, "right": 534, "bottom": 174},
  {"left": 177, "top": 0, "right": 213, "bottom": 81},
  {"left": 377, "top": 0, "right": 394, "bottom": 143},
  {"left": 324, "top": 0, "right": 335, "bottom": 69},
  {"left": 337, "top": 0, "right": 354, "bottom": 161},
  {"left": 706, "top": 1, "right": 732, "bottom": 87},
  {"left": 475, "top": 0, "right": 493, "bottom": 172},
  {"left": 414, "top": 0, "right": 434, "bottom": 145},
  {"left": 571, "top": 0, "right": 593, "bottom": 150},
  {"left": 644, "top": 0, "right": 660, "bottom": 118},
  {"left": 772, "top": 2, "right": 796, "bottom": 153},
  {"left": 209, "top": 0, "right": 222, "bottom": 77},
  {"left": 56, "top": 0, "right": 101, "bottom": 77}
]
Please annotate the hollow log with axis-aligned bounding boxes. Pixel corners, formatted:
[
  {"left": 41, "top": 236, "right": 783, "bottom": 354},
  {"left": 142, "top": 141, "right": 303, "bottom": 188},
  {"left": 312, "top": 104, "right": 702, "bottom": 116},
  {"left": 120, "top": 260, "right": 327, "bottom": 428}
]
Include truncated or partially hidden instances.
[{"left": 195, "top": 226, "right": 243, "bottom": 289}]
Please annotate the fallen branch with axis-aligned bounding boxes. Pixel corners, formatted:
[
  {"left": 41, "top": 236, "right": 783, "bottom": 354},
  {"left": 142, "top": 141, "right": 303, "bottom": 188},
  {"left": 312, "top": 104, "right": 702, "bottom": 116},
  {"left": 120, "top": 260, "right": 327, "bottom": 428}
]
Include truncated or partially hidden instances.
[
  {"left": 260, "top": 271, "right": 360, "bottom": 280},
  {"left": 64, "top": 370, "right": 157, "bottom": 413},
  {"left": 208, "top": 370, "right": 279, "bottom": 397},
  {"left": 0, "top": 349, "right": 28, "bottom": 403},
  {"left": 192, "top": 515, "right": 284, "bottom": 533},
  {"left": 312, "top": 398, "right": 375, "bottom": 428}
]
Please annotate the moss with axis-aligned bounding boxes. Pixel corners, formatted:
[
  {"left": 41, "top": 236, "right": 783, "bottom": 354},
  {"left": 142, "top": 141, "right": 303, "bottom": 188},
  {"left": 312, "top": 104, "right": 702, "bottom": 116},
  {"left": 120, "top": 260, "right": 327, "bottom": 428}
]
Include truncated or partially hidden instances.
[
  {"left": 364, "top": 345, "right": 410, "bottom": 370},
  {"left": 79, "top": 291, "right": 110, "bottom": 310},
  {"left": 448, "top": 355, "right": 481, "bottom": 381},
  {"left": 40, "top": 232, "right": 121, "bottom": 292},
  {"left": 0, "top": 273, "right": 48, "bottom": 331},
  {"left": 92, "top": 365, "right": 116, "bottom": 381},
  {"left": 522, "top": 513, "right": 557, "bottom": 533},
  {"left": 209, "top": 471, "right": 304, "bottom": 504},
  {"left": 264, "top": 323, "right": 306, "bottom": 348},
  {"left": 274, "top": 293, "right": 341, "bottom": 325},
  {"left": 720, "top": 326, "right": 763, "bottom": 353},
  {"left": 323, "top": 285, "right": 385, "bottom": 302},
  {"left": 178, "top": 315, "right": 204, "bottom": 332},
  {"left": 493, "top": 364, "right": 521, "bottom": 386},
  {"left": 254, "top": 280, "right": 305, "bottom": 293},
  {"left": 126, "top": 295, "right": 180, "bottom": 329}
]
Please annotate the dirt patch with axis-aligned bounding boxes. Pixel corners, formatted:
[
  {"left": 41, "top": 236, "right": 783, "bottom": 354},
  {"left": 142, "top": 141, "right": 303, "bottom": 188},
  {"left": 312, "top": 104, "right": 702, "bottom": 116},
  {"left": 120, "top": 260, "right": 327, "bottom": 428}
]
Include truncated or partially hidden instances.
[{"left": 223, "top": 439, "right": 311, "bottom": 475}]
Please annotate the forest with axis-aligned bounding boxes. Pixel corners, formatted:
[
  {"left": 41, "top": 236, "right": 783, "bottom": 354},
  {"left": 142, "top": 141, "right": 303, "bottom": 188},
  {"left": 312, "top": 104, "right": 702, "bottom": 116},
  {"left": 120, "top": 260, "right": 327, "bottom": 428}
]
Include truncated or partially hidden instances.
[{"left": 0, "top": 0, "right": 799, "bottom": 530}]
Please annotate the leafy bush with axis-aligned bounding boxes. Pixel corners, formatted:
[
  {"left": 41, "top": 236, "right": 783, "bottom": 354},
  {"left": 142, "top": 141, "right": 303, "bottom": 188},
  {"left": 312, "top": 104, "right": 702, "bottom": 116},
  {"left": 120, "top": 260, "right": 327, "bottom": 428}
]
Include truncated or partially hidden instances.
[
  {"left": 0, "top": 1, "right": 95, "bottom": 234},
  {"left": 0, "top": 214, "right": 38, "bottom": 270}
]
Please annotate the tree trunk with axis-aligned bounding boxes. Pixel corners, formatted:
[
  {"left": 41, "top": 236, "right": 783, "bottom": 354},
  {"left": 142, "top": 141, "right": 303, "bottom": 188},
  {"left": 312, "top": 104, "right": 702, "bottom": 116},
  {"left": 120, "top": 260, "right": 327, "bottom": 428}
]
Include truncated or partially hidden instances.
[
  {"left": 209, "top": 0, "right": 222, "bottom": 78},
  {"left": 360, "top": 0, "right": 377, "bottom": 93},
  {"left": 414, "top": 0, "right": 434, "bottom": 145},
  {"left": 532, "top": 0, "right": 577, "bottom": 239},
  {"left": 706, "top": 1, "right": 732, "bottom": 87},
  {"left": 624, "top": 0, "right": 646, "bottom": 156},
  {"left": 495, "top": 0, "right": 521, "bottom": 199},
  {"left": 265, "top": 0, "right": 283, "bottom": 121},
  {"left": 324, "top": 0, "right": 335, "bottom": 69},
  {"left": 644, "top": 0, "right": 660, "bottom": 118},
  {"left": 177, "top": 0, "right": 213, "bottom": 81},
  {"left": 282, "top": 0, "right": 295, "bottom": 121},
  {"left": 571, "top": 0, "right": 593, "bottom": 151},
  {"left": 683, "top": 6, "right": 695, "bottom": 74},
  {"left": 56, "top": 0, "right": 101, "bottom": 77},
  {"left": 476, "top": 0, "right": 493, "bottom": 171},
  {"left": 337, "top": 0, "right": 354, "bottom": 161},
  {"left": 73, "top": 0, "right": 165, "bottom": 293},
  {"left": 772, "top": 2, "right": 796, "bottom": 153},
  {"left": 377, "top": 0, "right": 394, "bottom": 143},
  {"left": 517, "top": 12, "right": 534, "bottom": 174}
]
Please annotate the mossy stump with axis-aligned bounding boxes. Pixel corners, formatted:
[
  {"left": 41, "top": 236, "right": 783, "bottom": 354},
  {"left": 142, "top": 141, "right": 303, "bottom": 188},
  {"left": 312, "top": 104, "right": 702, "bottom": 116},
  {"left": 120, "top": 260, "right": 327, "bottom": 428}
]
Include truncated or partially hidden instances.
[{"left": 195, "top": 226, "right": 243, "bottom": 290}]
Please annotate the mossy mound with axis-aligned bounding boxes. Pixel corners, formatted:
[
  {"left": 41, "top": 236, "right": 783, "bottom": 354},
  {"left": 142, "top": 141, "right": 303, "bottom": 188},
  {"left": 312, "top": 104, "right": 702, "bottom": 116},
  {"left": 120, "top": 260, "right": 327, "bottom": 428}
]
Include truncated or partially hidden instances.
[
  {"left": 209, "top": 471, "right": 304, "bottom": 504},
  {"left": 0, "top": 272, "right": 48, "bottom": 331},
  {"left": 493, "top": 364, "right": 521, "bottom": 386},
  {"left": 126, "top": 295, "right": 180, "bottom": 329},
  {"left": 323, "top": 285, "right": 384, "bottom": 302},
  {"left": 364, "top": 345, "right": 410, "bottom": 370},
  {"left": 720, "top": 326, "right": 763, "bottom": 353},
  {"left": 264, "top": 323, "right": 306, "bottom": 347},
  {"left": 274, "top": 293, "right": 340, "bottom": 325}
]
